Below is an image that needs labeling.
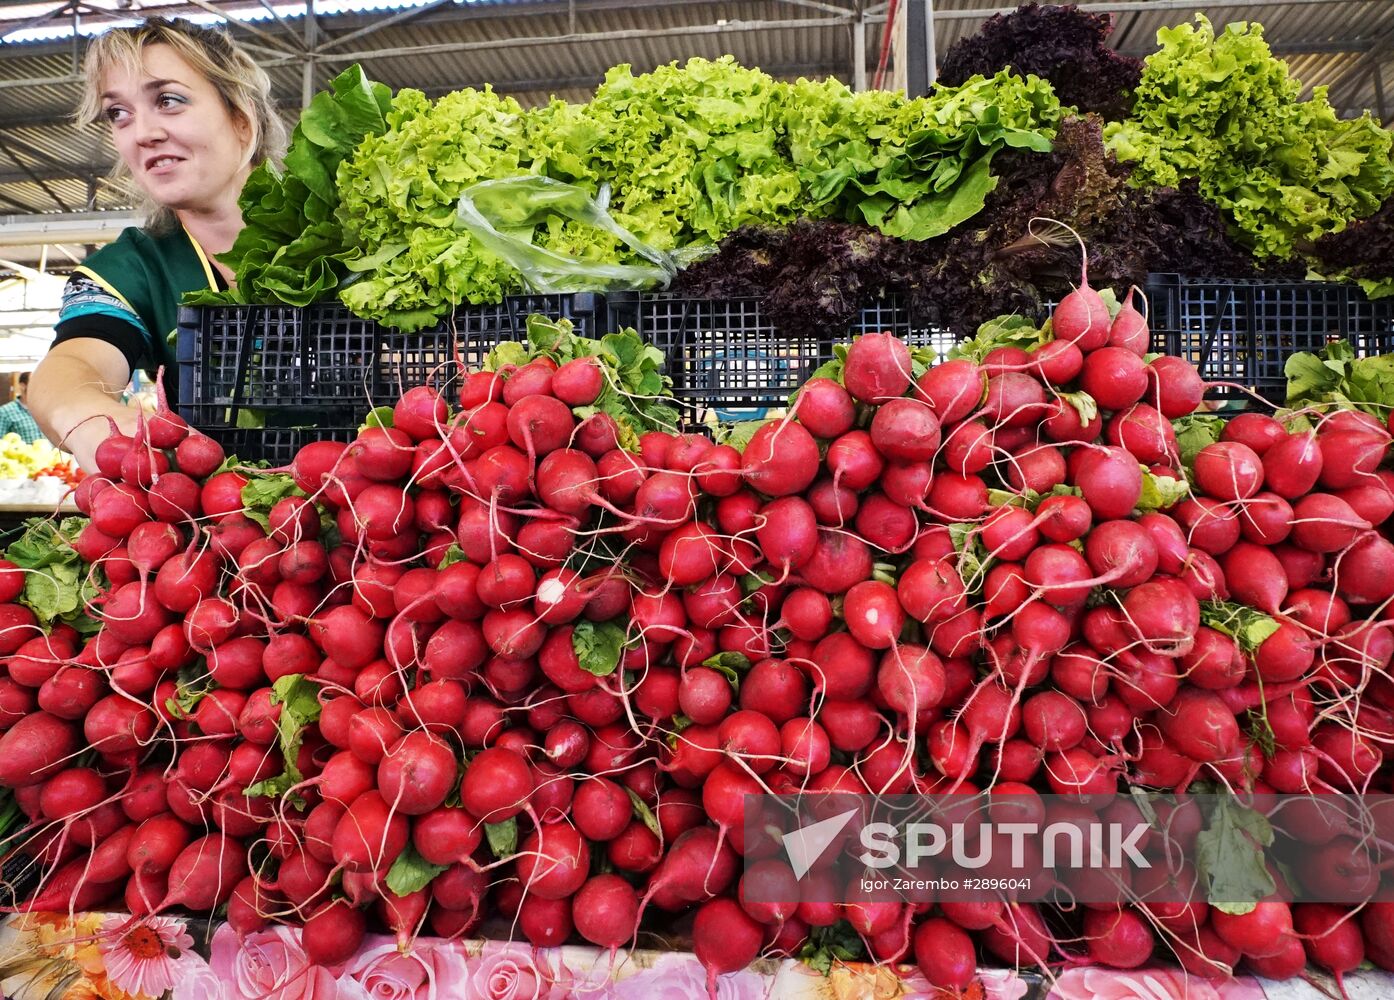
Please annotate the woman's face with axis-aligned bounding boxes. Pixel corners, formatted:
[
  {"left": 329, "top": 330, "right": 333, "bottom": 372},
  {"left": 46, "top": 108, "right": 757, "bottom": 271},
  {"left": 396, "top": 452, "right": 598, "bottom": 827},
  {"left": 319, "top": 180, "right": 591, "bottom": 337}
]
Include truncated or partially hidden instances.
[{"left": 99, "top": 43, "right": 252, "bottom": 215}]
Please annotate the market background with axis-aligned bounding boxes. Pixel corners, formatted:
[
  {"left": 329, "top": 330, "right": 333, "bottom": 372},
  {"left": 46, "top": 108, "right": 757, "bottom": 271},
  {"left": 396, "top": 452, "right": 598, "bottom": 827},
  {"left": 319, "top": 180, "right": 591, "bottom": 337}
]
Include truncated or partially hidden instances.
[{"left": 2, "top": 0, "right": 1391, "bottom": 374}]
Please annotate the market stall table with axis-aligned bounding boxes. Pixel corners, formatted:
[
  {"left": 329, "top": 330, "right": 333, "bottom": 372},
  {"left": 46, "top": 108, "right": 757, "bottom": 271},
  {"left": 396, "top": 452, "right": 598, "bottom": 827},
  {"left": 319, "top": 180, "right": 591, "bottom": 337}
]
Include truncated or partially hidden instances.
[{"left": 3, "top": 914, "right": 1392, "bottom": 1000}]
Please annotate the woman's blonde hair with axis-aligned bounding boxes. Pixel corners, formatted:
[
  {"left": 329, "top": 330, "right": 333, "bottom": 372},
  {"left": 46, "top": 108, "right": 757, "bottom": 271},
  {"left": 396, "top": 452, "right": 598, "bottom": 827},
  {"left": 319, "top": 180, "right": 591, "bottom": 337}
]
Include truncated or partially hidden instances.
[{"left": 78, "top": 17, "right": 287, "bottom": 233}]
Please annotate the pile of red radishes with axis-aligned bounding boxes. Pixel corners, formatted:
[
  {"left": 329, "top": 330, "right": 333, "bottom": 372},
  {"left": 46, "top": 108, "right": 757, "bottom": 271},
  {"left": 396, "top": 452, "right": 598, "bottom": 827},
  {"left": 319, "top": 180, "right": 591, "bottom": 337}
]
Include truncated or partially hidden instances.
[{"left": 4, "top": 263, "right": 1394, "bottom": 995}]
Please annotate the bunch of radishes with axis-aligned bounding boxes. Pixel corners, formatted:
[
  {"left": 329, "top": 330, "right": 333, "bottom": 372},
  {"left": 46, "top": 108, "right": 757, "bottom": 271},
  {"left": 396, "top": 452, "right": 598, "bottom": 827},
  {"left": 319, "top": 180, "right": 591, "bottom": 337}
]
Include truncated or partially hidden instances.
[{"left": 2, "top": 262, "right": 1394, "bottom": 996}]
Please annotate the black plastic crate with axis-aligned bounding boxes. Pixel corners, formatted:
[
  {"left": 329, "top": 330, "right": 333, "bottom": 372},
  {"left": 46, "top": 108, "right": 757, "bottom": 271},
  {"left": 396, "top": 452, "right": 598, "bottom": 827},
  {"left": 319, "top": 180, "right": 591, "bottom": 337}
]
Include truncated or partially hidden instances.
[
  {"left": 177, "top": 293, "right": 606, "bottom": 424},
  {"left": 175, "top": 303, "right": 373, "bottom": 419},
  {"left": 1146, "top": 274, "right": 1394, "bottom": 404},
  {"left": 850, "top": 293, "right": 915, "bottom": 341},
  {"left": 636, "top": 293, "right": 917, "bottom": 416},
  {"left": 195, "top": 425, "right": 360, "bottom": 466},
  {"left": 374, "top": 292, "right": 609, "bottom": 400}
]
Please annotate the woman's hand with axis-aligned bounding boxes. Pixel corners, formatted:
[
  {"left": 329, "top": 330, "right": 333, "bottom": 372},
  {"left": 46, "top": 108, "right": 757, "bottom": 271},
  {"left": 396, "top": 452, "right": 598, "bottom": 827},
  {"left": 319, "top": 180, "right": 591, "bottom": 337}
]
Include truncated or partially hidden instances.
[{"left": 30, "top": 339, "right": 142, "bottom": 473}]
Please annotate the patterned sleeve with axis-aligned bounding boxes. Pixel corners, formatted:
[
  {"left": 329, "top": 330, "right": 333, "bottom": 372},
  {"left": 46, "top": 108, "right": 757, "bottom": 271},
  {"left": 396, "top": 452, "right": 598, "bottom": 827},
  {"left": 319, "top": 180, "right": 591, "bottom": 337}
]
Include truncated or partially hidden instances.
[{"left": 51, "top": 273, "right": 151, "bottom": 373}]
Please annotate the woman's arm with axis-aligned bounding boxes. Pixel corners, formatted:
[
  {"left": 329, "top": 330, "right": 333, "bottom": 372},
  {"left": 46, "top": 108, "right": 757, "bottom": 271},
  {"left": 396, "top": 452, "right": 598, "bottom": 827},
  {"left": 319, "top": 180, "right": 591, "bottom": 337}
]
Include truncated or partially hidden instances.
[{"left": 30, "top": 338, "right": 141, "bottom": 473}]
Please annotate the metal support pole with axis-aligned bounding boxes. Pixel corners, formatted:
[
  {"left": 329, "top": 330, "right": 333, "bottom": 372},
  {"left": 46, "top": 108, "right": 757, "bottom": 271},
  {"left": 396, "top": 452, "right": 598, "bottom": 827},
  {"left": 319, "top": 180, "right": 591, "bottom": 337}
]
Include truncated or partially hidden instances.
[
  {"left": 302, "top": 0, "right": 317, "bottom": 110},
  {"left": 853, "top": 14, "right": 867, "bottom": 92},
  {"left": 904, "top": 0, "right": 935, "bottom": 96},
  {"left": 925, "top": 0, "right": 936, "bottom": 86},
  {"left": 51, "top": 244, "right": 83, "bottom": 266},
  {"left": 1375, "top": 64, "right": 1388, "bottom": 124},
  {"left": 774, "top": 0, "right": 857, "bottom": 14}
]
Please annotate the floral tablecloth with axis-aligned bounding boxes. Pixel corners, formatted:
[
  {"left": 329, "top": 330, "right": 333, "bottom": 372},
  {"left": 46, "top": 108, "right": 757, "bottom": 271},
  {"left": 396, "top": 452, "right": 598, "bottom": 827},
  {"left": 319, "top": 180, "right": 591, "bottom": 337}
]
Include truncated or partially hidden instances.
[{"left": 0, "top": 912, "right": 1387, "bottom": 1000}]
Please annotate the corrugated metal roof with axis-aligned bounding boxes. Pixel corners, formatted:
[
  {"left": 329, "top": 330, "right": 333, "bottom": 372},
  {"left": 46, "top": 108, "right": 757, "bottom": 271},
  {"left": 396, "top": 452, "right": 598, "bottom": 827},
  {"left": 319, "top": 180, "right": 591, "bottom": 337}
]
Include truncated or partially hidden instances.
[
  {"left": 0, "top": 0, "right": 569, "bottom": 46},
  {"left": 0, "top": 2, "right": 520, "bottom": 44},
  {"left": 313, "top": 1, "right": 861, "bottom": 96},
  {"left": 0, "top": 0, "right": 1389, "bottom": 234}
]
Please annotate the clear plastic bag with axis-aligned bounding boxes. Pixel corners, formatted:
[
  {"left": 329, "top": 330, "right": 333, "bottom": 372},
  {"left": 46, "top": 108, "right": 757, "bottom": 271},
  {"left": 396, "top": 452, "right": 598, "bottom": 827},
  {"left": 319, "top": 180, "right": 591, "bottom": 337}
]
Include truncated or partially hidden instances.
[{"left": 454, "top": 176, "right": 709, "bottom": 293}]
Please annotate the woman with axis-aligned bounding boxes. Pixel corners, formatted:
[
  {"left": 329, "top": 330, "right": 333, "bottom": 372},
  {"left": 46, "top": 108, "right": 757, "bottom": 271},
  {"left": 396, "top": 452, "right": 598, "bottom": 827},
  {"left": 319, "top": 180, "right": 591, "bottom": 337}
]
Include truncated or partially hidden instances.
[{"left": 29, "top": 17, "right": 285, "bottom": 471}]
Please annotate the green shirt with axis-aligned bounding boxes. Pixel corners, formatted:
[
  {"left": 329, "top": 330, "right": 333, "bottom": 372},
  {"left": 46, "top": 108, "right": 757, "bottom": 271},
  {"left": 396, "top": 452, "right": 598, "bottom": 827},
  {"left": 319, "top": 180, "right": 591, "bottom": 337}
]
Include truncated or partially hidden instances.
[
  {"left": 52, "top": 224, "right": 220, "bottom": 402},
  {"left": 0, "top": 401, "right": 43, "bottom": 445}
]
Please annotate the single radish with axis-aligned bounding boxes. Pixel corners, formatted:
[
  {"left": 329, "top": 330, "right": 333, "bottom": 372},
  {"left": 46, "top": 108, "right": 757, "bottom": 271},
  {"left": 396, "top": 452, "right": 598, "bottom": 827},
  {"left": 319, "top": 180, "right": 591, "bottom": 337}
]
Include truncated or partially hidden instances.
[
  {"left": 870, "top": 398, "right": 941, "bottom": 463},
  {"left": 552, "top": 356, "right": 604, "bottom": 405},
  {"left": 1107, "top": 287, "right": 1149, "bottom": 354},
  {"left": 843, "top": 332, "right": 912, "bottom": 403},
  {"left": 1079, "top": 347, "right": 1149, "bottom": 411},
  {"left": 1194, "top": 441, "right": 1264, "bottom": 502},
  {"left": 1027, "top": 339, "right": 1083, "bottom": 385},
  {"left": 915, "top": 359, "right": 983, "bottom": 424},
  {"left": 1051, "top": 244, "right": 1111, "bottom": 351},
  {"left": 1295, "top": 903, "right": 1363, "bottom": 990},
  {"left": 1146, "top": 355, "right": 1204, "bottom": 418},
  {"left": 693, "top": 898, "right": 764, "bottom": 995},
  {"left": 741, "top": 421, "right": 820, "bottom": 498},
  {"left": 796, "top": 378, "right": 856, "bottom": 438}
]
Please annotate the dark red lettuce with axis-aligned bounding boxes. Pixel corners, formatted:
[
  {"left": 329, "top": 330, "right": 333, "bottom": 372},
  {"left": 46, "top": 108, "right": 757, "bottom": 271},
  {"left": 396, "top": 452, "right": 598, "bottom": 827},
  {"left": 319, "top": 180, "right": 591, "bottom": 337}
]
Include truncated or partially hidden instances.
[
  {"left": 674, "top": 115, "right": 1279, "bottom": 340},
  {"left": 1315, "top": 195, "right": 1394, "bottom": 284},
  {"left": 938, "top": 3, "right": 1142, "bottom": 121}
]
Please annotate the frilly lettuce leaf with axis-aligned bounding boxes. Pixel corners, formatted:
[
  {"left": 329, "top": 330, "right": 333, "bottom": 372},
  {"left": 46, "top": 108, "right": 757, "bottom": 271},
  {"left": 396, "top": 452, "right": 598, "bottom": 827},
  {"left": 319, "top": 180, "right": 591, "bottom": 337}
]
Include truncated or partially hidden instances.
[
  {"left": 199, "top": 65, "right": 397, "bottom": 309},
  {"left": 1105, "top": 15, "right": 1394, "bottom": 260},
  {"left": 330, "top": 59, "right": 1061, "bottom": 330}
]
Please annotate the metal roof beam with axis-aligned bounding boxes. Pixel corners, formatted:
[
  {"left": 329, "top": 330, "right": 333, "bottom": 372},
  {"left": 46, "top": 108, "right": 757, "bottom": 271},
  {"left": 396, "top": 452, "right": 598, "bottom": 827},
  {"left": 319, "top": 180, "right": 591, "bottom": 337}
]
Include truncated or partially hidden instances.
[
  {"left": 772, "top": 0, "right": 858, "bottom": 17},
  {"left": 253, "top": 0, "right": 306, "bottom": 47},
  {"left": 1, "top": 0, "right": 826, "bottom": 57},
  {"left": 311, "top": 0, "right": 763, "bottom": 32},
  {"left": 315, "top": 15, "right": 853, "bottom": 65},
  {"left": 312, "top": 0, "right": 455, "bottom": 54},
  {"left": 237, "top": 39, "right": 309, "bottom": 61},
  {"left": 0, "top": 72, "right": 83, "bottom": 91},
  {"left": 0, "top": 1, "right": 79, "bottom": 43},
  {"left": 0, "top": 210, "right": 139, "bottom": 246},
  {"left": 0, "top": 163, "right": 104, "bottom": 185},
  {"left": 49, "top": 243, "right": 83, "bottom": 266},
  {"left": 178, "top": 0, "right": 303, "bottom": 54},
  {"left": 1323, "top": 22, "right": 1394, "bottom": 106},
  {"left": 0, "top": 114, "right": 79, "bottom": 130},
  {"left": 313, "top": 0, "right": 804, "bottom": 41},
  {"left": 0, "top": 140, "right": 69, "bottom": 212}
]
